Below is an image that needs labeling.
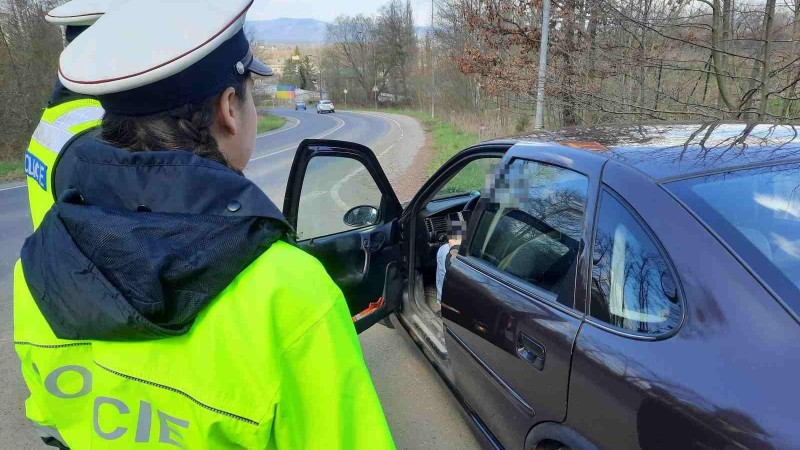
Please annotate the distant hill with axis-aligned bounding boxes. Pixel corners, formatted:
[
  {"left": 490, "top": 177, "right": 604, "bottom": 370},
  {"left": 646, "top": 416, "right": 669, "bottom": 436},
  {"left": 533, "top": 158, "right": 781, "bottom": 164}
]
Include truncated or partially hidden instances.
[
  {"left": 246, "top": 18, "right": 432, "bottom": 44},
  {"left": 245, "top": 18, "right": 328, "bottom": 44},
  {"left": 416, "top": 26, "right": 431, "bottom": 38}
]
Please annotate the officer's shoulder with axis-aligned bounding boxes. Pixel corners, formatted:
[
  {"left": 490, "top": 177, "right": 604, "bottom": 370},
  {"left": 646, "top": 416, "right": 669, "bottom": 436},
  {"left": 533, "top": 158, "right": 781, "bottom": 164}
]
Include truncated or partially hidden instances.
[
  {"left": 242, "top": 240, "right": 340, "bottom": 304},
  {"left": 236, "top": 240, "right": 345, "bottom": 346},
  {"left": 253, "top": 241, "right": 330, "bottom": 281},
  {"left": 261, "top": 241, "right": 330, "bottom": 274}
]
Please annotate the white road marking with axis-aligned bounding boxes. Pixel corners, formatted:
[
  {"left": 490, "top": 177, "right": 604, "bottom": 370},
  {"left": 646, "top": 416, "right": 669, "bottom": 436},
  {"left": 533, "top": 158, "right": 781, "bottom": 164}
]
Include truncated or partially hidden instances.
[
  {"left": 300, "top": 190, "right": 329, "bottom": 202},
  {"left": 345, "top": 111, "right": 406, "bottom": 152},
  {"left": 0, "top": 184, "right": 25, "bottom": 193},
  {"left": 329, "top": 112, "right": 405, "bottom": 210},
  {"left": 249, "top": 115, "right": 346, "bottom": 162}
]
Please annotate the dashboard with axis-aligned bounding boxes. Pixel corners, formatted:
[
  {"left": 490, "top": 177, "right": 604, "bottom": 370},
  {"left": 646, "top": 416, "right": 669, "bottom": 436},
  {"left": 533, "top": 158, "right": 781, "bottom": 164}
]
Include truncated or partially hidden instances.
[{"left": 415, "top": 193, "right": 479, "bottom": 269}]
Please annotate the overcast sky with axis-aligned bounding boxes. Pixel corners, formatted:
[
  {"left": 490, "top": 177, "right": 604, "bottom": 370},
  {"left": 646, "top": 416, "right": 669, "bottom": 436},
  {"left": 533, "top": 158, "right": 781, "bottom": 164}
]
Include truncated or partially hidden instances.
[{"left": 249, "top": 0, "right": 433, "bottom": 25}]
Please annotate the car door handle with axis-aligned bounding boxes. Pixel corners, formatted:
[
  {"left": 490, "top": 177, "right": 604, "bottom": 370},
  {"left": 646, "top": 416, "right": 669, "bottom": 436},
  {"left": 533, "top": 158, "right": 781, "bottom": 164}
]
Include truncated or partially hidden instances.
[
  {"left": 517, "top": 333, "right": 545, "bottom": 371},
  {"left": 358, "top": 237, "right": 371, "bottom": 278}
]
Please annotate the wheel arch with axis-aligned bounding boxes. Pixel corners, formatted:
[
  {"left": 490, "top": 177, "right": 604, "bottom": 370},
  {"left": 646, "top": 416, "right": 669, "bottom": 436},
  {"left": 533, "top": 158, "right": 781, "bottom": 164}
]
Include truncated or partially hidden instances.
[{"left": 525, "top": 422, "right": 598, "bottom": 450}]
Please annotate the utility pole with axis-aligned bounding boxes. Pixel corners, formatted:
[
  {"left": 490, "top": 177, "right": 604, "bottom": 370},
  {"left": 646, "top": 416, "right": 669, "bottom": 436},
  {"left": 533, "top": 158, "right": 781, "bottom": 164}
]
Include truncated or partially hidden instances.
[
  {"left": 430, "top": 0, "right": 435, "bottom": 119},
  {"left": 318, "top": 57, "right": 323, "bottom": 100},
  {"left": 534, "top": 0, "right": 551, "bottom": 129}
]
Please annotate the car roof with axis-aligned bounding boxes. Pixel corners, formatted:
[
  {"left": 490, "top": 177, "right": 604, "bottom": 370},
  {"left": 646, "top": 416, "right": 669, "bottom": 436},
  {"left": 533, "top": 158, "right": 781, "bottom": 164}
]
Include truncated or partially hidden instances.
[{"left": 506, "top": 123, "right": 800, "bottom": 181}]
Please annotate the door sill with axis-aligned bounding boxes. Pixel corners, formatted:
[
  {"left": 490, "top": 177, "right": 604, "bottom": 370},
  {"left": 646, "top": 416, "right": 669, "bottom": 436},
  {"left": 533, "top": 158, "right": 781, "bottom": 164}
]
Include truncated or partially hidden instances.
[{"left": 412, "top": 313, "right": 448, "bottom": 357}]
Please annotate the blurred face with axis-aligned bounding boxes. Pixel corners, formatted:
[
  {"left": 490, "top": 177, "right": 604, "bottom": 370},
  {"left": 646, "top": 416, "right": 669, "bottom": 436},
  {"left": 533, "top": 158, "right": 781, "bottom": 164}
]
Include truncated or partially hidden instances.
[{"left": 212, "top": 76, "right": 257, "bottom": 172}]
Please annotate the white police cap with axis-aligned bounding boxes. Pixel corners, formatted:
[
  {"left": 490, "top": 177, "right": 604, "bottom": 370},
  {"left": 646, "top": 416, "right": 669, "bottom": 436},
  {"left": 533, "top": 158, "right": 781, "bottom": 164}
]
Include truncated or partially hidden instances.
[
  {"left": 59, "top": 0, "right": 272, "bottom": 116},
  {"left": 46, "top": 0, "right": 120, "bottom": 26}
]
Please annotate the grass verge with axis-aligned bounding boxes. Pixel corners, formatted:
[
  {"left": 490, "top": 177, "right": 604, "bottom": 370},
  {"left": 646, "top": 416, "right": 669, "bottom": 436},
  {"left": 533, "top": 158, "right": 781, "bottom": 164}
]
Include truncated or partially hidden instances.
[
  {"left": 0, "top": 160, "right": 24, "bottom": 183},
  {"left": 257, "top": 114, "right": 287, "bottom": 134}
]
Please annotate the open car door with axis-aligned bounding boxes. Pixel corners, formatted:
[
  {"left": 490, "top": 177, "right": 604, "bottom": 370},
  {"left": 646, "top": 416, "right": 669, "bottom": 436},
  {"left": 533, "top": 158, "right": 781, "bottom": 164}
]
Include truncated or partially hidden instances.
[{"left": 283, "top": 139, "right": 403, "bottom": 333}]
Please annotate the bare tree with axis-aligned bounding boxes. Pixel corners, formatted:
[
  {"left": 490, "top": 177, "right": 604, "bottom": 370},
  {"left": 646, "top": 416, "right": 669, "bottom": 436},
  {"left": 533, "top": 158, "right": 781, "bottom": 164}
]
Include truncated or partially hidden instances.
[
  {"left": 0, "top": 0, "right": 62, "bottom": 162},
  {"left": 437, "top": 0, "right": 800, "bottom": 127},
  {"left": 375, "top": 0, "right": 417, "bottom": 102},
  {"left": 326, "top": 15, "right": 379, "bottom": 103}
]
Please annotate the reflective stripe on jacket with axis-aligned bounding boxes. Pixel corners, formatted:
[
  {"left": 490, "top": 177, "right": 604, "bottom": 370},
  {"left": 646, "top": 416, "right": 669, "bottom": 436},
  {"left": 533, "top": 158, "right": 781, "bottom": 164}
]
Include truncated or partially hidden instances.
[
  {"left": 14, "top": 240, "right": 396, "bottom": 449},
  {"left": 25, "top": 99, "right": 103, "bottom": 230}
]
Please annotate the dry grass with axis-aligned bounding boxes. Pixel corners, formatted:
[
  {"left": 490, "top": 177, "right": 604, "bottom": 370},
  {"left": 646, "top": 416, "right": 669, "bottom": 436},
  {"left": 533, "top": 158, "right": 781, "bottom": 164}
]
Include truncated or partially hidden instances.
[{"left": 0, "top": 160, "right": 24, "bottom": 183}]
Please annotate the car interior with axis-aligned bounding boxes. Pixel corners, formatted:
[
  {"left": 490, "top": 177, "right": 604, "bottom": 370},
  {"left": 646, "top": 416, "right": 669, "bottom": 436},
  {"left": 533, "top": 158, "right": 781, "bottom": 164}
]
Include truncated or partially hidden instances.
[
  {"left": 397, "top": 157, "right": 502, "bottom": 361},
  {"left": 399, "top": 157, "right": 590, "bottom": 366},
  {"left": 412, "top": 193, "right": 481, "bottom": 334}
]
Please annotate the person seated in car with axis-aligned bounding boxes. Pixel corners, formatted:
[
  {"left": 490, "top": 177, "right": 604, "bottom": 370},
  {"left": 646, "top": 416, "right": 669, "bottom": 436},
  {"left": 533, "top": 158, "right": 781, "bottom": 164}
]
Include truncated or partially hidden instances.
[{"left": 436, "top": 212, "right": 465, "bottom": 303}]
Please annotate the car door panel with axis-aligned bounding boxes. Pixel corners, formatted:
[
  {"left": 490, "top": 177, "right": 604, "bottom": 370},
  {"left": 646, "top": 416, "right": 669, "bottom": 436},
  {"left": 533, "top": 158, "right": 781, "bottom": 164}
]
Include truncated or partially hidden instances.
[
  {"left": 284, "top": 139, "right": 402, "bottom": 332},
  {"left": 443, "top": 258, "right": 582, "bottom": 448},
  {"left": 442, "top": 144, "right": 606, "bottom": 449},
  {"left": 296, "top": 220, "right": 400, "bottom": 317}
]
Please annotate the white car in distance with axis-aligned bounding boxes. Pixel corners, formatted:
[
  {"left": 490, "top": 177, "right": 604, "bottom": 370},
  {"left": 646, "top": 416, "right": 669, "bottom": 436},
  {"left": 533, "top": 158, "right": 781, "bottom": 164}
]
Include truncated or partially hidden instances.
[{"left": 316, "top": 99, "right": 335, "bottom": 114}]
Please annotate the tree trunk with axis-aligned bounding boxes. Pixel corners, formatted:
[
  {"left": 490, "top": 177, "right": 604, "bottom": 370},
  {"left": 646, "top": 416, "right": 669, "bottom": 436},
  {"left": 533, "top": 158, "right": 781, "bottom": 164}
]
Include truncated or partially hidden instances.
[
  {"left": 711, "top": 0, "right": 737, "bottom": 112},
  {"left": 757, "top": 0, "right": 777, "bottom": 118},
  {"left": 781, "top": 0, "right": 800, "bottom": 117},
  {"left": 637, "top": 0, "right": 651, "bottom": 123},
  {"left": 654, "top": 59, "right": 663, "bottom": 112},
  {"left": 561, "top": 0, "right": 580, "bottom": 126},
  {"left": 717, "top": 0, "right": 732, "bottom": 115}
]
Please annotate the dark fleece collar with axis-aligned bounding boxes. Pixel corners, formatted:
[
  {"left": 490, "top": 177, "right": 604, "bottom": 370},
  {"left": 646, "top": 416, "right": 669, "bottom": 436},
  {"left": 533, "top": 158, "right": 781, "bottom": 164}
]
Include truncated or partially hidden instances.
[{"left": 21, "top": 137, "right": 291, "bottom": 341}]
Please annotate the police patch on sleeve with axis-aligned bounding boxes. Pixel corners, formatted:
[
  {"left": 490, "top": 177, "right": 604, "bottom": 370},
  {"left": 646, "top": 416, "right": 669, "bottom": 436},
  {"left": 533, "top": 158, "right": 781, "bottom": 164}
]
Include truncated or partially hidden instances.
[{"left": 25, "top": 151, "right": 48, "bottom": 191}]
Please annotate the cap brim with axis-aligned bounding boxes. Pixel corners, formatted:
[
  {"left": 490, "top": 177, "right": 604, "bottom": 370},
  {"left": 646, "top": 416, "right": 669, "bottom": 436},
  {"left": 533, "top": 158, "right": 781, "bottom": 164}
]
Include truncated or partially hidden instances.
[{"left": 247, "top": 57, "right": 273, "bottom": 77}]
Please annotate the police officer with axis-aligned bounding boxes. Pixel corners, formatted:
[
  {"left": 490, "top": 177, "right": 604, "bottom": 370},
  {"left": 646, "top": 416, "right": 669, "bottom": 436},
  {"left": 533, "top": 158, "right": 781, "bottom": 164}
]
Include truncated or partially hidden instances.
[
  {"left": 25, "top": 0, "right": 119, "bottom": 230},
  {"left": 14, "top": 1, "right": 395, "bottom": 449}
]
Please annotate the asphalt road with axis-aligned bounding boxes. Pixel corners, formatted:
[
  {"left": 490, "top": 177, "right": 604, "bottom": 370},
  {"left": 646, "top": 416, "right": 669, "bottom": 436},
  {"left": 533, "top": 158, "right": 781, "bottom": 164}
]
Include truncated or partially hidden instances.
[{"left": 0, "top": 109, "right": 481, "bottom": 449}]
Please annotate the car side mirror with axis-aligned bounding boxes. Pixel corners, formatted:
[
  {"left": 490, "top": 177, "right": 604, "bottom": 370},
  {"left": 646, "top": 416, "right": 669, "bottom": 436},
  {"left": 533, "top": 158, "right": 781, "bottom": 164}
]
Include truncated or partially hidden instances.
[{"left": 344, "top": 205, "right": 379, "bottom": 228}]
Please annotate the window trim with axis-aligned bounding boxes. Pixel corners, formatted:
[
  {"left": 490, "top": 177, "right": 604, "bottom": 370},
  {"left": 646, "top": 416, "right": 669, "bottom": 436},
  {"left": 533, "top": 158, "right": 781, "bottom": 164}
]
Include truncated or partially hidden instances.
[
  {"left": 465, "top": 157, "right": 592, "bottom": 313},
  {"left": 585, "top": 186, "right": 686, "bottom": 341}
]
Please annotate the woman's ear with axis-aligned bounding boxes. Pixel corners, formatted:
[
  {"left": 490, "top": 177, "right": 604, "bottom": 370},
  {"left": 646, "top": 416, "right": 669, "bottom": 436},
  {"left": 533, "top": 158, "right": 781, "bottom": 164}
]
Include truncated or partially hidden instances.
[{"left": 215, "top": 87, "right": 239, "bottom": 135}]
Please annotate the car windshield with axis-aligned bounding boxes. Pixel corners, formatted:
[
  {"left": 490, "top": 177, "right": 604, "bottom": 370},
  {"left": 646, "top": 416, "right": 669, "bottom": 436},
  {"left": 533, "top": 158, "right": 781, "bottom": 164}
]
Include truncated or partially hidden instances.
[
  {"left": 668, "top": 162, "right": 800, "bottom": 312},
  {"left": 321, "top": 100, "right": 331, "bottom": 104}
]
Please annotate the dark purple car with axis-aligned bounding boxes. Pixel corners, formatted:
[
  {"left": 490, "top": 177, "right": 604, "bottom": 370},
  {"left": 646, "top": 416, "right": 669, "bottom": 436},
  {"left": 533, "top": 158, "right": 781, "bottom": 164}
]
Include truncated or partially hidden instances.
[{"left": 283, "top": 123, "right": 800, "bottom": 450}]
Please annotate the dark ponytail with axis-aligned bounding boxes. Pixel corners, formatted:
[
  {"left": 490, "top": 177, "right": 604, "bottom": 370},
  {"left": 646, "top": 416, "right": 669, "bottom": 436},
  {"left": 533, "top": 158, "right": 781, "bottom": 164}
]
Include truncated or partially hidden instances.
[{"left": 100, "top": 75, "right": 249, "bottom": 170}]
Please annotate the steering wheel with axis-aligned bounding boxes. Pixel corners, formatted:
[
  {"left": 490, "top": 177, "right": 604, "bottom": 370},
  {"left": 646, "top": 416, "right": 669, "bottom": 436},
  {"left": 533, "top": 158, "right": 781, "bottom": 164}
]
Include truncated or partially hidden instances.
[{"left": 463, "top": 193, "right": 481, "bottom": 213}]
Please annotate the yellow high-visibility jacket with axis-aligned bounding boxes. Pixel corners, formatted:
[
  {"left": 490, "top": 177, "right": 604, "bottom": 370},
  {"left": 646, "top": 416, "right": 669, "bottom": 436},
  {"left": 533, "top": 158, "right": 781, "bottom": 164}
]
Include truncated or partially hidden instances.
[
  {"left": 25, "top": 98, "right": 103, "bottom": 230},
  {"left": 14, "top": 138, "right": 395, "bottom": 449}
]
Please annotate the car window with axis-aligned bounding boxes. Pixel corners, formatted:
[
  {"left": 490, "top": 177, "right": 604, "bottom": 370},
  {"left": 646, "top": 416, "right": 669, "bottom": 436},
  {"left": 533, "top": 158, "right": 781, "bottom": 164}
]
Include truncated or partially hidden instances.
[
  {"left": 469, "top": 159, "right": 588, "bottom": 306},
  {"left": 432, "top": 158, "right": 500, "bottom": 200},
  {"left": 296, "top": 156, "right": 382, "bottom": 240},
  {"left": 667, "top": 162, "right": 800, "bottom": 314},
  {"left": 590, "top": 190, "right": 682, "bottom": 335}
]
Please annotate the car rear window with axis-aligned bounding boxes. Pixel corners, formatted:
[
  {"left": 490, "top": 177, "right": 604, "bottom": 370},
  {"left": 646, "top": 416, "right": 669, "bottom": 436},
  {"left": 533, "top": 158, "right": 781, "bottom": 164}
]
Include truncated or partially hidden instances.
[
  {"left": 321, "top": 100, "right": 331, "bottom": 104},
  {"left": 667, "top": 162, "right": 800, "bottom": 313}
]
